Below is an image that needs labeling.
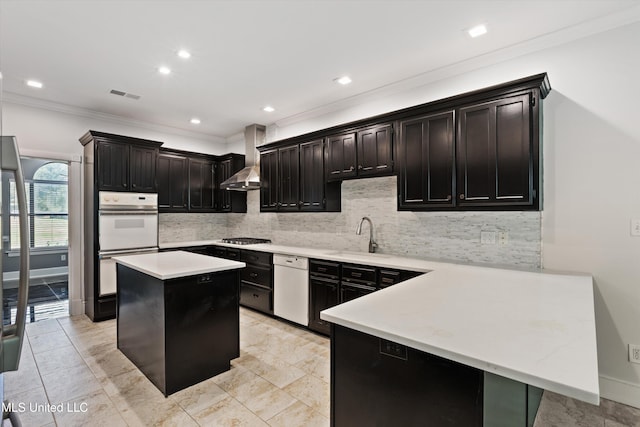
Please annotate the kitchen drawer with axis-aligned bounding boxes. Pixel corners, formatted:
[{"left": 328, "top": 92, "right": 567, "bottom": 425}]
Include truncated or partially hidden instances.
[
  {"left": 211, "top": 246, "right": 227, "bottom": 258},
  {"left": 241, "top": 250, "right": 272, "bottom": 266},
  {"left": 309, "top": 259, "right": 340, "bottom": 279},
  {"left": 226, "top": 248, "right": 241, "bottom": 260},
  {"left": 240, "top": 283, "right": 272, "bottom": 314},
  {"left": 241, "top": 264, "right": 272, "bottom": 288},
  {"left": 379, "top": 268, "right": 423, "bottom": 288},
  {"left": 342, "top": 264, "right": 377, "bottom": 285}
]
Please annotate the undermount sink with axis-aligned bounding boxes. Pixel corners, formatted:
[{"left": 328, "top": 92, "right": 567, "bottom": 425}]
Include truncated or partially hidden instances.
[{"left": 323, "top": 251, "right": 391, "bottom": 259}]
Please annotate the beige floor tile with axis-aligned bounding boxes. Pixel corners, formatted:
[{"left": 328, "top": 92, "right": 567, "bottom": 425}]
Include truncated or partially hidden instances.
[
  {"left": 244, "top": 387, "right": 298, "bottom": 421},
  {"left": 83, "top": 346, "right": 137, "bottom": 379},
  {"left": 3, "top": 385, "right": 55, "bottom": 427},
  {"left": 231, "top": 375, "right": 278, "bottom": 404},
  {"left": 294, "top": 351, "right": 331, "bottom": 383},
  {"left": 267, "top": 400, "right": 329, "bottom": 427},
  {"left": 601, "top": 399, "right": 640, "bottom": 427},
  {"left": 52, "top": 389, "right": 126, "bottom": 427},
  {"left": 193, "top": 395, "right": 269, "bottom": 426},
  {"left": 171, "top": 377, "right": 230, "bottom": 415},
  {"left": 57, "top": 315, "right": 101, "bottom": 337},
  {"left": 41, "top": 363, "right": 102, "bottom": 403},
  {"left": 25, "top": 318, "right": 63, "bottom": 337},
  {"left": 32, "top": 344, "right": 85, "bottom": 375},
  {"left": 4, "top": 363, "right": 43, "bottom": 397},
  {"left": 28, "top": 329, "right": 73, "bottom": 355},
  {"left": 212, "top": 364, "right": 258, "bottom": 395},
  {"left": 238, "top": 347, "right": 306, "bottom": 388},
  {"left": 283, "top": 374, "right": 331, "bottom": 419},
  {"left": 68, "top": 325, "right": 117, "bottom": 355},
  {"left": 534, "top": 391, "right": 604, "bottom": 427}
]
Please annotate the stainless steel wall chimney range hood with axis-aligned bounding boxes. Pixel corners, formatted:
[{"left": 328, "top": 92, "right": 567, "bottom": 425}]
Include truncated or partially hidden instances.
[{"left": 220, "top": 124, "right": 265, "bottom": 191}]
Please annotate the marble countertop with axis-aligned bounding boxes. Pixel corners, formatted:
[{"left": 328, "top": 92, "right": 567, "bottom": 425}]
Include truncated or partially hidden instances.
[
  {"left": 114, "top": 250, "right": 246, "bottom": 280},
  {"left": 159, "top": 239, "right": 599, "bottom": 404}
]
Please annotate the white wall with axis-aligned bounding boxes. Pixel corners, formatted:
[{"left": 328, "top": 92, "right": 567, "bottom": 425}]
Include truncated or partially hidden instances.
[{"left": 267, "top": 23, "right": 640, "bottom": 407}]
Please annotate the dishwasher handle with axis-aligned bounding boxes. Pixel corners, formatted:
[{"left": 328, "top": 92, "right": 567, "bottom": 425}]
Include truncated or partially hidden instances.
[{"left": 273, "top": 254, "right": 308, "bottom": 269}]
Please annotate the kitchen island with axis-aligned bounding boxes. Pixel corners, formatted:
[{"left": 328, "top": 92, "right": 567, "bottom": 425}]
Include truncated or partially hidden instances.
[
  {"left": 114, "top": 250, "right": 245, "bottom": 396},
  {"left": 321, "top": 265, "right": 598, "bottom": 426}
]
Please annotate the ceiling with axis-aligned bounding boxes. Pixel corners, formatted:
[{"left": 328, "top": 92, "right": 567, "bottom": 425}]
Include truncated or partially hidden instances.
[{"left": 0, "top": 0, "right": 638, "bottom": 139}]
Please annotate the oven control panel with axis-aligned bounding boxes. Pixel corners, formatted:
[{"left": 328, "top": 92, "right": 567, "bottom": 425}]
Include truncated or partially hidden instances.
[{"left": 99, "top": 191, "right": 158, "bottom": 210}]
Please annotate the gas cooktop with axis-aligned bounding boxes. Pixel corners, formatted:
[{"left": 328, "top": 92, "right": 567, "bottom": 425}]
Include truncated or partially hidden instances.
[{"left": 221, "top": 237, "right": 272, "bottom": 245}]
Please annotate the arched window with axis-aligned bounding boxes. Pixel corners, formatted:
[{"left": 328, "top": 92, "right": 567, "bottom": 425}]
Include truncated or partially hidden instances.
[{"left": 10, "top": 162, "right": 69, "bottom": 249}]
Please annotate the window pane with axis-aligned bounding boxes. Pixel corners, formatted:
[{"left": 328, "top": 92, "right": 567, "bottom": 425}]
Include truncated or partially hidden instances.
[
  {"left": 9, "top": 181, "right": 31, "bottom": 214},
  {"left": 10, "top": 215, "right": 31, "bottom": 250},
  {"left": 33, "top": 162, "right": 68, "bottom": 181},
  {"left": 33, "top": 183, "right": 68, "bottom": 214},
  {"left": 33, "top": 215, "right": 68, "bottom": 247}
]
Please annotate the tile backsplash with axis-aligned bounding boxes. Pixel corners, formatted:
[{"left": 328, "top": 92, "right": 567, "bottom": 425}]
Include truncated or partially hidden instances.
[{"left": 160, "top": 176, "right": 541, "bottom": 268}]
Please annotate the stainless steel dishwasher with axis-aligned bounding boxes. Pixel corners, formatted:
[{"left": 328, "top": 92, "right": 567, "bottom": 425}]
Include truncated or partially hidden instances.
[{"left": 273, "top": 254, "right": 309, "bottom": 326}]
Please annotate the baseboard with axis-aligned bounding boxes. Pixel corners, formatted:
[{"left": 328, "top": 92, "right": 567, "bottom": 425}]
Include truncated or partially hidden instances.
[
  {"left": 600, "top": 374, "right": 640, "bottom": 409},
  {"left": 69, "top": 298, "right": 84, "bottom": 316}
]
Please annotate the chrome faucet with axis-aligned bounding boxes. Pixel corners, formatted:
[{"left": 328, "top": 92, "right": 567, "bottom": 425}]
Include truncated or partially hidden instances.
[{"left": 356, "top": 216, "right": 378, "bottom": 253}]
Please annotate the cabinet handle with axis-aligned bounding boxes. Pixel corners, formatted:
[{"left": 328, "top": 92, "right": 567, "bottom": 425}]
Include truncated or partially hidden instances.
[
  {"left": 358, "top": 165, "right": 363, "bottom": 170},
  {"left": 459, "top": 194, "right": 465, "bottom": 200},
  {"left": 317, "top": 267, "right": 327, "bottom": 272},
  {"left": 132, "top": 184, "right": 136, "bottom": 188},
  {"left": 249, "top": 272, "right": 258, "bottom": 278},
  {"left": 122, "top": 183, "right": 127, "bottom": 187},
  {"left": 447, "top": 195, "right": 452, "bottom": 201},
  {"left": 349, "top": 166, "right": 355, "bottom": 172}
]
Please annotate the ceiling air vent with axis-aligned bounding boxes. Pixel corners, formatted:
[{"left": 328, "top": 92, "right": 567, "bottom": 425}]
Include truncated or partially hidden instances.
[{"left": 109, "top": 89, "right": 140, "bottom": 100}]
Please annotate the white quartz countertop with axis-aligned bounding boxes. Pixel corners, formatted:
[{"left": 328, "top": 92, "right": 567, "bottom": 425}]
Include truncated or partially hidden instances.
[
  {"left": 322, "top": 265, "right": 599, "bottom": 405},
  {"left": 159, "top": 239, "right": 599, "bottom": 404},
  {"left": 114, "top": 250, "right": 245, "bottom": 280}
]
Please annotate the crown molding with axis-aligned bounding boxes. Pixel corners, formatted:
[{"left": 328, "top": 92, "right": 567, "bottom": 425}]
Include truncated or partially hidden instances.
[
  {"left": 274, "top": 4, "right": 640, "bottom": 130},
  {"left": 1, "top": 92, "right": 226, "bottom": 143}
]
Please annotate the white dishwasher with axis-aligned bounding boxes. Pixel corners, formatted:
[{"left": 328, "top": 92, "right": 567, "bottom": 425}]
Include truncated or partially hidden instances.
[{"left": 273, "top": 254, "right": 309, "bottom": 326}]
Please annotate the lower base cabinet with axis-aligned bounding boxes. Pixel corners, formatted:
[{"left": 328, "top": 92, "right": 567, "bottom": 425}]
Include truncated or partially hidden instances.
[
  {"left": 239, "top": 283, "right": 272, "bottom": 314},
  {"left": 331, "top": 325, "right": 542, "bottom": 427},
  {"left": 308, "top": 277, "right": 339, "bottom": 335}
]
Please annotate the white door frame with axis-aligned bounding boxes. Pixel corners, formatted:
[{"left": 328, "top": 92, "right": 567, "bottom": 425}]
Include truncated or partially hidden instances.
[{"left": 18, "top": 149, "right": 83, "bottom": 316}]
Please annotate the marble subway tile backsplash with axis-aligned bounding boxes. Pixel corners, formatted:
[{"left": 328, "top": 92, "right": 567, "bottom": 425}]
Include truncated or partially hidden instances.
[{"left": 160, "top": 176, "right": 542, "bottom": 269}]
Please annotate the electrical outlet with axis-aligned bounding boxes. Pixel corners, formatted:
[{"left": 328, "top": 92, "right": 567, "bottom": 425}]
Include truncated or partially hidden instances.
[
  {"left": 480, "top": 231, "right": 496, "bottom": 244},
  {"left": 630, "top": 344, "right": 640, "bottom": 364},
  {"left": 631, "top": 219, "right": 640, "bottom": 237},
  {"left": 61, "top": 254, "right": 66, "bottom": 261},
  {"left": 498, "top": 232, "right": 509, "bottom": 245}
]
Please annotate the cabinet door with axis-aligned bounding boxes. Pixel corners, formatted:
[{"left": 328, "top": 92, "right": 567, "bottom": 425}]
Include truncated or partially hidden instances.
[
  {"left": 130, "top": 146, "right": 158, "bottom": 192},
  {"left": 188, "top": 158, "right": 215, "bottom": 211},
  {"left": 309, "top": 278, "right": 339, "bottom": 335},
  {"left": 357, "top": 124, "right": 393, "bottom": 177},
  {"left": 457, "top": 94, "right": 532, "bottom": 207},
  {"left": 96, "top": 141, "right": 129, "bottom": 191},
  {"left": 260, "top": 149, "right": 279, "bottom": 211},
  {"left": 278, "top": 145, "right": 300, "bottom": 211},
  {"left": 299, "top": 139, "right": 325, "bottom": 211},
  {"left": 326, "top": 132, "right": 357, "bottom": 181},
  {"left": 158, "top": 152, "right": 188, "bottom": 211},
  {"left": 217, "top": 159, "right": 232, "bottom": 211},
  {"left": 398, "top": 111, "right": 455, "bottom": 210}
]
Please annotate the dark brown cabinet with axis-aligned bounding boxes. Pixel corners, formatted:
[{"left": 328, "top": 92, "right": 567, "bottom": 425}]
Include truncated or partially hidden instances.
[
  {"left": 299, "top": 139, "right": 327, "bottom": 211},
  {"left": 308, "top": 260, "right": 340, "bottom": 335},
  {"left": 260, "top": 141, "right": 340, "bottom": 213},
  {"left": 157, "top": 152, "right": 188, "bottom": 211},
  {"left": 326, "top": 124, "right": 394, "bottom": 182},
  {"left": 398, "top": 111, "right": 455, "bottom": 210},
  {"left": 96, "top": 141, "right": 129, "bottom": 191},
  {"left": 260, "top": 149, "right": 279, "bottom": 211},
  {"left": 215, "top": 154, "right": 247, "bottom": 213},
  {"left": 188, "top": 158, "right": 215, "bottom": 211},
  {"left": 239, "top": 250, "right": 273, "bottom": 315},
  {"left": 457, "top": 93, "right": 533, "bottom": 208},
  {"left": 326, "top": 132, "right": 357, "bottom": 180},
  {"left": 278, "top": 145, "right": 300, "bottom": 211},
  {"left": 130, "top": 146, "right": 158, "bottom": 192},
  {"left": 356, "top": 124, "right": 393, "bottom": 177}
]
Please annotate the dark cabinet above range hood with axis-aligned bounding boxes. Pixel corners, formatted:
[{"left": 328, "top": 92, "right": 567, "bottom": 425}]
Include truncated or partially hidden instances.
[{"left": 220, "top": 124, "right": 265, "bottom": 191}]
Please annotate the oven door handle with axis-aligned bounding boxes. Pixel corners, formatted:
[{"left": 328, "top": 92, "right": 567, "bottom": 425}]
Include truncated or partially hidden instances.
[
  {"left": 99, "top": 210, "right": 158, "bottom": 216},
  {"left": 99, "top": 248, "right": 159, "bottom": 259}
]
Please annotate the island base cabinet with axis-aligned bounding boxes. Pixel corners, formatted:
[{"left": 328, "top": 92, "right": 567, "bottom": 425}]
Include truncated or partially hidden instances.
[
  {"left": 117, "top": 265, "right": 240, "bottom": 397},
  {"left": 331, "top": 325, "right": 483, "bottom": 426}
]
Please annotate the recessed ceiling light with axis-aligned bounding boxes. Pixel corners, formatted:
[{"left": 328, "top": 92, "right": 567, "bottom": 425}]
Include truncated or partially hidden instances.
[
  {"left": 467, "top": 24, "right": 488, "bottom": 38},
  {"left": 26, "top": 80, "right": 43, "bottom": 89},
  {"left": 177, "top": 50, "right": 191, "bottom": 59},
  {"left": 334, "top": 76, "right": 352, "bottom": 85},
  {"left": 263, "top": 106, "right": 275, "bottom": 113},
  {"left": 158, "top": 66, "right": 171, "bottom": 75},
  {"left": 190, "top": 118, "right": 201, "bottom": 125}
]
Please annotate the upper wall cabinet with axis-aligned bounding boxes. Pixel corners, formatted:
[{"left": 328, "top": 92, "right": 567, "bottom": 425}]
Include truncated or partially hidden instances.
[
  {"left": 80, "top": 131, "right": 162, "bottom": 194},
  {"left": 397, "top": 111, "right": 455, "bottom": 210},
  {"left": 158, "top": 151, "right": 188, "bottom": 211},
  {"left": 216, "top": 154, "right": 247, "bottom": 213},
  {"left": 260, "top": 140, "right": 340, "bottom": 212},
  {"left": 456, "top": 94, "right": 533, "bottom": 208},
  {"left": 326, "top": 124, "right": 394, "bottom": 182}
]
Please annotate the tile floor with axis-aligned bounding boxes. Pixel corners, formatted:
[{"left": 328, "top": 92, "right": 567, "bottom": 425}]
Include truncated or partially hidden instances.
[{"left": 2, "top": 307, "right": 639, "bottom": 427}]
